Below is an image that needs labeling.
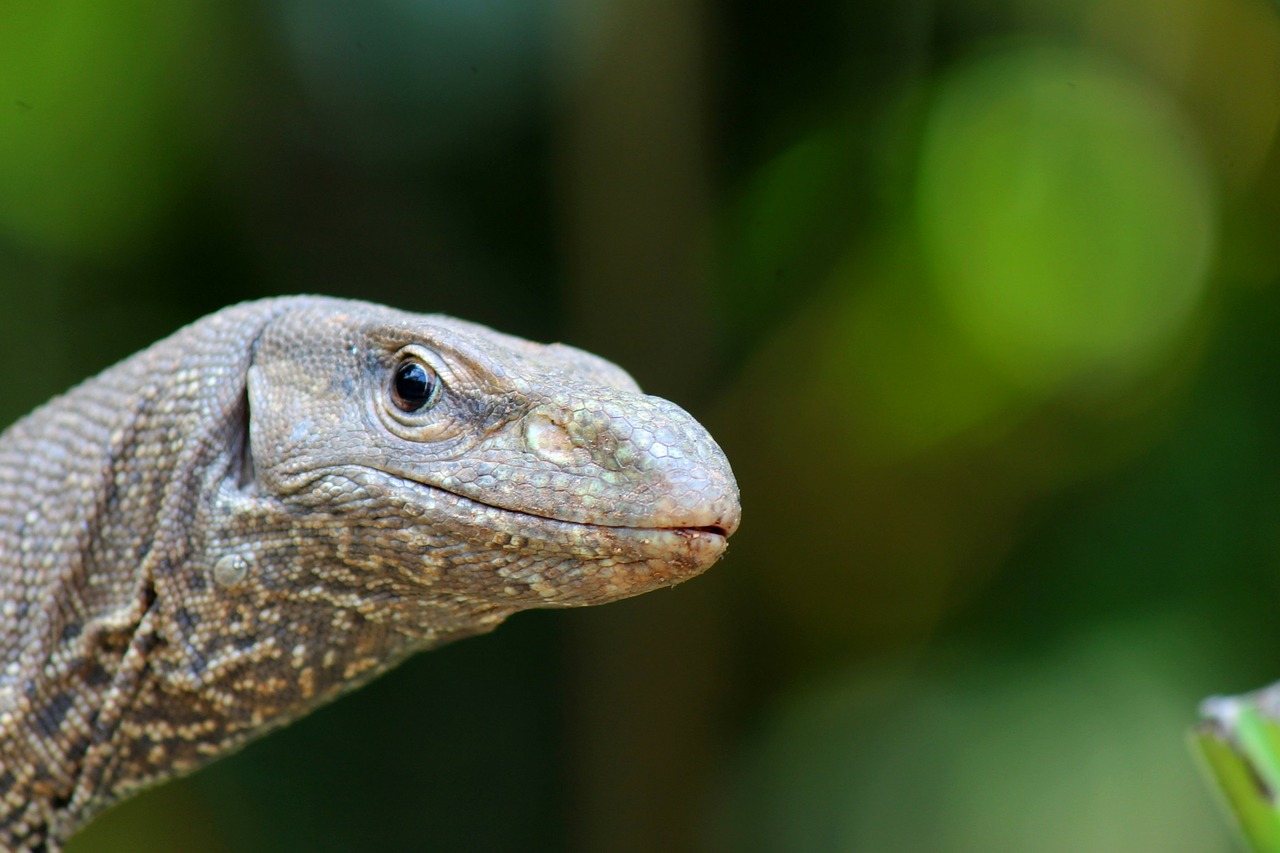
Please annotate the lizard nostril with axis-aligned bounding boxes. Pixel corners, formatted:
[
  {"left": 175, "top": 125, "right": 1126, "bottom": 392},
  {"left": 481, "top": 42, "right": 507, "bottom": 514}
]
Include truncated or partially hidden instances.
[{"left": 524, "top": 413, "right": 579, "bottom": 466}]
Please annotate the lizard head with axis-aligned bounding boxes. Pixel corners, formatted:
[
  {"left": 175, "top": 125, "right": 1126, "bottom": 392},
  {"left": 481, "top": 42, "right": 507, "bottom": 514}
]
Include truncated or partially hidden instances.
[{"left": 239, "top": 298, "right": 740, "bottom": 617}]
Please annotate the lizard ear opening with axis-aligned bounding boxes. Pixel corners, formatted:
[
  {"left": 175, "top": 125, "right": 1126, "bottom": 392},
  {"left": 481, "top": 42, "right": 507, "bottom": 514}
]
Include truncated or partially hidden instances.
[{"left": 236, "top": 386, "right": 256, "bottom": 491}]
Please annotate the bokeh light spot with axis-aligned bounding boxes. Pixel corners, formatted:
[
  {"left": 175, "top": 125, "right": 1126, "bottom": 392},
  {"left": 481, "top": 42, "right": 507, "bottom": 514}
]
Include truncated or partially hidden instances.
[{"left": 916, "top": 43, "right": 1216, "bottom": 391}]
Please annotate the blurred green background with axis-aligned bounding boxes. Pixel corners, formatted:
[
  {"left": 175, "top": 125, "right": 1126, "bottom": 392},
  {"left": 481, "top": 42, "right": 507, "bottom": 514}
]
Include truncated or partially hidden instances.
[{"left": 2, "top": 0, "right": 1279, "bottom": 850}]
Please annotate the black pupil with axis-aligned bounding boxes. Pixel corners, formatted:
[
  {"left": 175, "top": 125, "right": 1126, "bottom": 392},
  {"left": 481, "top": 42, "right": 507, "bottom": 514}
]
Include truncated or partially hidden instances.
[{"left": 393, "top": 362, "right": 435, "bottom": 411}]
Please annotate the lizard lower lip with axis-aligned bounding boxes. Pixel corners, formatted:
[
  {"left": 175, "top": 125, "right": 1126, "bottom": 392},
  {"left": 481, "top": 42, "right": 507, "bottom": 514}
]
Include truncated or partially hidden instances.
[{"left": 642, "top": 524, "right": 729, "bottom": 566}]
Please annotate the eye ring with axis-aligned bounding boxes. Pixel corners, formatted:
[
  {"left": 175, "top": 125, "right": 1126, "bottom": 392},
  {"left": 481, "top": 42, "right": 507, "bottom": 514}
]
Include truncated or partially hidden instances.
[{"left": 390, "top": 358, "right": 440, "bottom": 413}]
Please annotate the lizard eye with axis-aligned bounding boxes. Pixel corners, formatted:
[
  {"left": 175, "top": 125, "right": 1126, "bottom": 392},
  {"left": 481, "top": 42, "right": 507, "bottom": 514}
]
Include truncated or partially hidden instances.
[{"left": 391, "top": 359, "right": 440, "bottom": 412}]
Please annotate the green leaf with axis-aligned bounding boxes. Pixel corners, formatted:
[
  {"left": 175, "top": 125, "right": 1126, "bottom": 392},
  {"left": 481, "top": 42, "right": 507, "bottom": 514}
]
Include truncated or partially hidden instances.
[{"left": 1194, "top": 690, "right": 1280, "bottom": 852}]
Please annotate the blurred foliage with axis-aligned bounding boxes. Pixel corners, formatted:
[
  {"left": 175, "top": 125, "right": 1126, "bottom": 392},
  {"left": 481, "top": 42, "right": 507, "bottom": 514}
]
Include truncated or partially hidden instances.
[
  {"left": 0, "top": 1, "right": 226, "bottom": 259},
  {"left": 1, "top": 0, "right": 1279, "bottom": 850},
  {"left": 719, "top": 615, "right": 1225, "bottom": 852}
]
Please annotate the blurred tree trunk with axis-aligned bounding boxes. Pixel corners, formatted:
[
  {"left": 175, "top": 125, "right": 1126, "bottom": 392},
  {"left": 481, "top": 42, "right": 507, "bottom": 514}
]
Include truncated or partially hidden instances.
[{"left": 554, "top": 2, "right": 727, "bottom": 850}]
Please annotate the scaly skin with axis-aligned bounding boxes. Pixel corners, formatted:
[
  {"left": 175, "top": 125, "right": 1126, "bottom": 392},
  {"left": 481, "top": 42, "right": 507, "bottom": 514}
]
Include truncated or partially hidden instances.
[{"left": 0, "top": 297, "right": 739, "bottom": 850}]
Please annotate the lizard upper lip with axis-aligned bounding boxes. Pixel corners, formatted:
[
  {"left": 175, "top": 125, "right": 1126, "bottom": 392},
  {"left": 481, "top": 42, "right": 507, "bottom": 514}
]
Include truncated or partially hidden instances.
[
  {"left": 389, "top": 471, "right": 733, "bottom": 553},
  {"left": 312, "top": 464, "right": 737, "bottom": 537},
  {"left": 371, "top": 468, "right": 737, "bottom": 539}
]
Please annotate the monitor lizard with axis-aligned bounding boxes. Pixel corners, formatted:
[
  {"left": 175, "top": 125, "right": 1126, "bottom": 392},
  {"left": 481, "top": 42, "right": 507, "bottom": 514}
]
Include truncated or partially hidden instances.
[{"left": 0, "top": 296, "right": 740, "bottom": 851}]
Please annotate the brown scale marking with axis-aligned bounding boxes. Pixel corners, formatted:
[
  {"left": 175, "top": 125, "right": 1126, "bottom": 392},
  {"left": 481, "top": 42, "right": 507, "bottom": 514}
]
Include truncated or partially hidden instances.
[
  {"left": 32, "top": 693, "right": 74, "bottom": 740},
  {"left": 64, "top": 736, "right": 91, "bottom": 765},
  {"left": 171, "top": 606, "right": 196, "bottom": 634}
]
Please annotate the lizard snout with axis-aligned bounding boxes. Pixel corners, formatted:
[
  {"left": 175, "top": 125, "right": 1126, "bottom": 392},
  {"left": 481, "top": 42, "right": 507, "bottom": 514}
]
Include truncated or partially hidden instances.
[{"left": 518, "top": 392, "right": 740, "bottom": 537}]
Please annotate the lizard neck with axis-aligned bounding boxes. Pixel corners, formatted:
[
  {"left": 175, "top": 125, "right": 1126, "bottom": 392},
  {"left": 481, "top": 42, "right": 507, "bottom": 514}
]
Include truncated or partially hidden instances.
[{"left": 0, "top": 302, "right": 287, "bottom": 845}]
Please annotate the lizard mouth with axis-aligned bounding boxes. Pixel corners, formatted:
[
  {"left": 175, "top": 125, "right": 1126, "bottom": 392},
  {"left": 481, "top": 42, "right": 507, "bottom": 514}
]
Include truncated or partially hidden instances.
[
  {"left": 381, "top": 471, "right": 733, "bottom": 571},
  {"left": 306, "top": 465, "right": 736, "bottom": 553},
  {"left": 355, "top": 464, "right": 733, "bottom": 538},
  {"left": 444, "top": 487, "right": 731, "bottom": 550},
  {"left": 448, "top": 489, "right": 733, "bottom": 541}
]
